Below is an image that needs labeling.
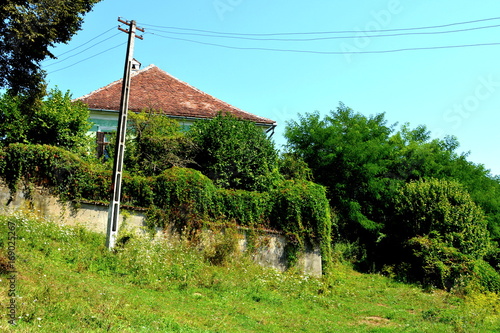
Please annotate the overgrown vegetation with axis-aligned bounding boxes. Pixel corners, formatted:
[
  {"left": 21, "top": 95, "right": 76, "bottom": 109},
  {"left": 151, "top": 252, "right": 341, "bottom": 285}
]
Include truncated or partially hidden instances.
[
  {"left": 0, "top": 143, "right": 333, "bottom": 269},
  {"left": 1, "top": 214, "right": 499, "bottom": 332},
  {"left": 285, "top": 103, "right": 500, "bottom": 290},
  {"left": 1, "top": 87, "right": 500, "bottom": 294},
  {"left": 0, "top": 88, "right": 91, "bottom": 152},
  {"left": 188, "top": 112, "right": 279, "bottom": 192}
]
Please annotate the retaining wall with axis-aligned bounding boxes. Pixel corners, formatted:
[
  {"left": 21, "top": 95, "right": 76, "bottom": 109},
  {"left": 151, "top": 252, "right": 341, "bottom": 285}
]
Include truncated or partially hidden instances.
[{"left": 0, "top": 184, "right": 322, "bottom": 276}]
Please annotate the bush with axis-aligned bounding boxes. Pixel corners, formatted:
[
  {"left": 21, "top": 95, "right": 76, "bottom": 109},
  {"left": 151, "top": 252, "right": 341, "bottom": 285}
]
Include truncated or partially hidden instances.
[
  {"left": 472, "top": 259, "right": 500, "bottom": 293},
  {"left": 115, "top": 111, "right": 197, "bottom": 176},
  {"left": 214, "top": 189, "right": 271, "bottom": 228},
  {"left": 0, "top": 146, "right": 334, "bottom": 273},
  {"left": 189, "top": 112, "right": 278, "bottom": 192},
  {"left": 270, "top": 180, "right": 333, "bottom": 267},
  {"left": 0, "top": 143, "right": 87, "bottom": 201},
  {"left": 392, "top": 178, "right": 491, "bottom": 258},
  {"left": 152, "top": 167, "right": 217, "bottom": 230},
  {"left": 0, "top": 88, "right": 91, "bottom": 152}
]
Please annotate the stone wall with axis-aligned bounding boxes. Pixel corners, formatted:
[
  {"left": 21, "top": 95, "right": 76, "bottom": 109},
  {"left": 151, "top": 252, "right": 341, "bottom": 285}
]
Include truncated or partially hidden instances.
[{"left": 0, "top": 184, "right": 322, "bottom": 276}]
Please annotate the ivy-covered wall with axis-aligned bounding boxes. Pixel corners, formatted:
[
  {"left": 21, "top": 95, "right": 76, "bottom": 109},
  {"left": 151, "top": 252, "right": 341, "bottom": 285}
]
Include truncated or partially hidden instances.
[{"left": 0, "top": 143, "right": 333, "bottom": 271}]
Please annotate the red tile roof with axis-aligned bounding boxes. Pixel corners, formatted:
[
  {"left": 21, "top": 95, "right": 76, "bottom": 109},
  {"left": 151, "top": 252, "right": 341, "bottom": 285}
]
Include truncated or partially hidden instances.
[{"left": 76, "top": 64, "right": 276, "bottom": 125}]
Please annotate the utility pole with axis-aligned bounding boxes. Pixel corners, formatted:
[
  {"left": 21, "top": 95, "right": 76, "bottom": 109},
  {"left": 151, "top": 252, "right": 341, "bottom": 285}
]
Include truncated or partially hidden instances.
[{"left": 106, "top": 18, "right": 144, "bottom": 249}]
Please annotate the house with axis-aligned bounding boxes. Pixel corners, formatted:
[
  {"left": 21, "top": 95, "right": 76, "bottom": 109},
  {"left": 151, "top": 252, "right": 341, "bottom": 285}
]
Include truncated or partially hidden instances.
[{"left": 75, "top": 62, "right": 276, "bottom": 155}]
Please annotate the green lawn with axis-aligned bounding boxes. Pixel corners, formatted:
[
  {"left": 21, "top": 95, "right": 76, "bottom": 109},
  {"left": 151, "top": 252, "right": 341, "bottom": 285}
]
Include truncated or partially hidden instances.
[{"left": 0, "top": 213, "right": 499, "bottom": 332}]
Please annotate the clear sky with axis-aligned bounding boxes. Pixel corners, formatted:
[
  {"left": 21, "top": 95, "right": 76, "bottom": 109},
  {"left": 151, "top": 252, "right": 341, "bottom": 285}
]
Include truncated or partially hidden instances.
[{"left": 42, "top": 0, "right": 500, "bottom": 176}]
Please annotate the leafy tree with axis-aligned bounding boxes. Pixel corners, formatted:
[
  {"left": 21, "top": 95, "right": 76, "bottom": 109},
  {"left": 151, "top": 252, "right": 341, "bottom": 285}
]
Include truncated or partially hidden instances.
[
  {"left": 391, "top": 178, "right": 490, "bottom": 258},
  {"left": 388, "top": 124, "right": 500, "bottom": 242},
  {"left": 285, "top": 104, "right": 396, "bottom": 241},
  {"left": 0, "top": 0, "right": 101, "bottom": 97},
  {"left": 386, "top": 178, "right": 494, "bottom": 289},
  {"left": 285, "top": 103, "right": 500, "bottom": 274},
  {"left": 189, "top": 112, "right": 278, "bottom": 192},
  {"left": 117, "top": 111, "right": 197, "bottom": 176},
  {"left": 0, "top": 88, "right": 91, "bottom": 151}
]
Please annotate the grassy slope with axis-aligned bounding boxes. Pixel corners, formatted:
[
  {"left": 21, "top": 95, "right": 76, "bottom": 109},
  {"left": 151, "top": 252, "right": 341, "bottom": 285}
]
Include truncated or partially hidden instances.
[{"left": 0, "top": 214, "right": 499, "bottom": 332}]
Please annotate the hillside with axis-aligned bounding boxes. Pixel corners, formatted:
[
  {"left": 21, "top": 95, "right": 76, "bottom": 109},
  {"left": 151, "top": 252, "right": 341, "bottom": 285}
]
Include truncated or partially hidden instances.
[{"left": 1, "top": 214, "right": 499, "bottom": 332}]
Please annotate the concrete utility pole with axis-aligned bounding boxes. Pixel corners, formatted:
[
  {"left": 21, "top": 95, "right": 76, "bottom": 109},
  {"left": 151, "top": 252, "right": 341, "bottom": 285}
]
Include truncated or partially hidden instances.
[{"left": 106, "top": 18, "right": 144, "bottom": 249}]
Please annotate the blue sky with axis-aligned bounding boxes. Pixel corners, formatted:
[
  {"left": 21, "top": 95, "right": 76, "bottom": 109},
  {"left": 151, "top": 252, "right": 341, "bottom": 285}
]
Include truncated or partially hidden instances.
[{"left": 42, "top": 0, "right": 500, "bottom": 176}]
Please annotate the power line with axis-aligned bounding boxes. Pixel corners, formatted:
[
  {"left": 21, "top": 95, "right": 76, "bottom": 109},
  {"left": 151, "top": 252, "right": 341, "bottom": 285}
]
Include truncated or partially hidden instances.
[
  {"left": 140, "top": 16, "right": 500, "bottom": 36},
  {"left": 47, "top": 42, "right": 125, "bottom": 74},
  {"left": 145, "top": 23, "right": 500, "bottom": 42},
  {"left": 44, "top": 32, "right": 122, "bottom": 67},
  {"left": 147, "top": 31, "right": 500, "bottom": 55},
  {"left": 46, "top": 26, "right": 117, "bottom": 60}
]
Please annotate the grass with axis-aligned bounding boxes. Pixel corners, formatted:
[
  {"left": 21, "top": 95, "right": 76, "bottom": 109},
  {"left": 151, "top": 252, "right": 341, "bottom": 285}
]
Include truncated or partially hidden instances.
[{"left": 0, "top": 213, "right": 499, "bottom": 332}]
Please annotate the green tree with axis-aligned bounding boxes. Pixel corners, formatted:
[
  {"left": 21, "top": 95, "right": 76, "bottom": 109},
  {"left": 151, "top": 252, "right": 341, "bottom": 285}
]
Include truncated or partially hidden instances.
[
  {"left": 0, "top": 0, "right": 101, "bottom": 97},
  {"left": 387, "top": 178, "right": 494, "bottom": 289},
  {"left": 0, "top": 88, "right": 91, "bottom": 152},
  {"left": 189, "top": 112, "right": 278, "bottom": 192},
  {"left": 285, "top": 104, "right": 396, "bottom": 242},
  {"left": 392, "top": 178, "right": 490, "bottom": 258},
  {"left": 118, "top": 110, "right": 197, "bottom": 176}
]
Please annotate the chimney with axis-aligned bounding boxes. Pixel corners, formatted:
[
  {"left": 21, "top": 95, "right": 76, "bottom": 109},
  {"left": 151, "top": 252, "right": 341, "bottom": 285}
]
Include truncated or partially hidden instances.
[{"left": 131, "top": 59, "right": 141, "bottom": 71}]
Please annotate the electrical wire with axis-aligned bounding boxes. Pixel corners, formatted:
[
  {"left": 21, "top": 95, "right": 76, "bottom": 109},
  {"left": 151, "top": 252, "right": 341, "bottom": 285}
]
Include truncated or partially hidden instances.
[
  {"left": 45, "top": 16, "right": 500, "bottom": 74},
  {"left": 145, "top": 23, "right": 500, "bottom": 42},
  {"left": 47, "top": 42, "right": 126, "bottom": 74},
  {"left": 140, "top": 16, "right": 500, "bottom": 36},
  {"left": 46, "top": 26, "right": 117, "bottom": 60},
  {"left": 44, "top": 32, "right": 122, "bottom": 67},
  {"left": 147, "top": 31, "right": 500, "bottom": 55}
]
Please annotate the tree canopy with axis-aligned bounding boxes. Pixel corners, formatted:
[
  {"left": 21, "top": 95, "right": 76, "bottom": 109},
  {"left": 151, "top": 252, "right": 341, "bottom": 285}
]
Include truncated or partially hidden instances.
[
  {"left": 188, "top": 112, "right": 279, "bottom": 192},
  {"left": 0, "top": 0, "right": 101, "bottom": 97},
  {"left": 285, "top": 103, "right": 500, "bottom": 287},
  {"left": 0, "top": 88, "right": 90, "bottom": 151}
]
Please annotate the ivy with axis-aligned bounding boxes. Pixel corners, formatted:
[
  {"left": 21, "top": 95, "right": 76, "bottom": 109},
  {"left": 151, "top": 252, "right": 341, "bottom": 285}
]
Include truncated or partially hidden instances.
[
  {"left": 0, "top": 144, "right": 334, "bottom": 273},
  {"left": 269, "top": 180, "right": 333, "bottom": 268}
]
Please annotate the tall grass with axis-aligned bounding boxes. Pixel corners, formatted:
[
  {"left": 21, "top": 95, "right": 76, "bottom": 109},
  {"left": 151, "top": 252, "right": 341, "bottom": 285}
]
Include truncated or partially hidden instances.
[{"left": 0, "top": 213, "right": 499, "bottom": 332}]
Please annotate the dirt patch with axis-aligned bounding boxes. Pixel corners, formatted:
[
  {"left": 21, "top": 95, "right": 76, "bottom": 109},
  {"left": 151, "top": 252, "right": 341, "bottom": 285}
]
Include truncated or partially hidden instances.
[{"left": 360, "top": 316, "right": 392, "bottom": 327}]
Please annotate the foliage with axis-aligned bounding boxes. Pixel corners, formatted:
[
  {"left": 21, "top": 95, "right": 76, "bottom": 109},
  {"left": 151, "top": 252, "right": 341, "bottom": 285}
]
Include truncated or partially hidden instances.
[
  {"left": 116, "top": 110, "right": 197, "bottom": 176},
  {"left": 0, "top": 144, "right": 333, "bottom": 270},
  {"left": 189, "top": 112, "right": 279, "bottom": 192},
  {"left": 0, "top": 143, "right": 87, "bottom": 201},
  {"left": 285, "top": 103, "right": 500, "bottom": 279},
  {"left": 0, "top": 88, "right": 91, "bottom": 152},
  {"left": 278, "top": 152, "right": 313, "bottom": 181},
  {"left": 151, "top": 167, "right": 217, "bottom": 230},
  {"left": 269, "top": 180, "right": 333, "bottom": 267},
  {"left": 392, "top": 178, "right": 491, "bottom": 258},
  {"left": 0, "top": 0, "right": 101, "bottom": 96},
  {"left": 383, "top": 178, "right": 496, "bottom": 291},
  {"left": 285, "top": 104, "right": 396, "bottom": 244},
  {"left": 214, "top": 189, "right": 271, "bottom": 228}
]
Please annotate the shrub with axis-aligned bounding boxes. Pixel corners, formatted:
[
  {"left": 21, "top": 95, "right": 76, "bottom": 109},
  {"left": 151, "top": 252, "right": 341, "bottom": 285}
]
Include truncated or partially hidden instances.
[
  {"left": 0, "top": 143, "right": 86, "bottom": 201},
  {"left": 189, "top": 112, "right": 278, "bottom": 192},
  {"left": 152, "top": 167, "right": 217, "bottom": 230},
  {"left": 392, "top": 178, "right": 491, "bottom": 258},
  {"left": 213, "top": 189, "right": 271, "bottom": 228},
  {"left": 0, "top": 88, "right": 91, "bottom": 152},
  {"left": 269, "top": 180, "right": 333, "bottom": 268}
]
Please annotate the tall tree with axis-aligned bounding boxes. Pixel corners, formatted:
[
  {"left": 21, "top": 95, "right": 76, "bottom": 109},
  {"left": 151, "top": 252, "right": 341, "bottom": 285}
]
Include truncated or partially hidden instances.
[
  {"left": 285, "top": 104, "right": 396, "bottom": 241},
  {"left": 189, "top": 112, "right": 278, "bottom": 192},
  {"left": 0, "top": 0, "right": 101, "bottom": 97}
]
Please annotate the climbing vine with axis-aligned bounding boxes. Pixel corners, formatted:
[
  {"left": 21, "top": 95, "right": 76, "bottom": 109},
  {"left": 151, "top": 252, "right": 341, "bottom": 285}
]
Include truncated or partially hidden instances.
[{"left": 0, "top": 143, "right": 333, "bottom": 272}]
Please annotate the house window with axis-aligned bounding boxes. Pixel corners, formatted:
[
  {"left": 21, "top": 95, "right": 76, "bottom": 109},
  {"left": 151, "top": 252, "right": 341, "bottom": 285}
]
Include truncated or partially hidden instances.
[{"left": 96, "top": 131, "right": 110, "bottom": 158}]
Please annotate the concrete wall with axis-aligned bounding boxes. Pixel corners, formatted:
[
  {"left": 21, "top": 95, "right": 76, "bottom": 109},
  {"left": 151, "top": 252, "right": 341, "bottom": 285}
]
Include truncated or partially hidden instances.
[{"left": 0, "top": 183, "right": 322, "bottom": 276}]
